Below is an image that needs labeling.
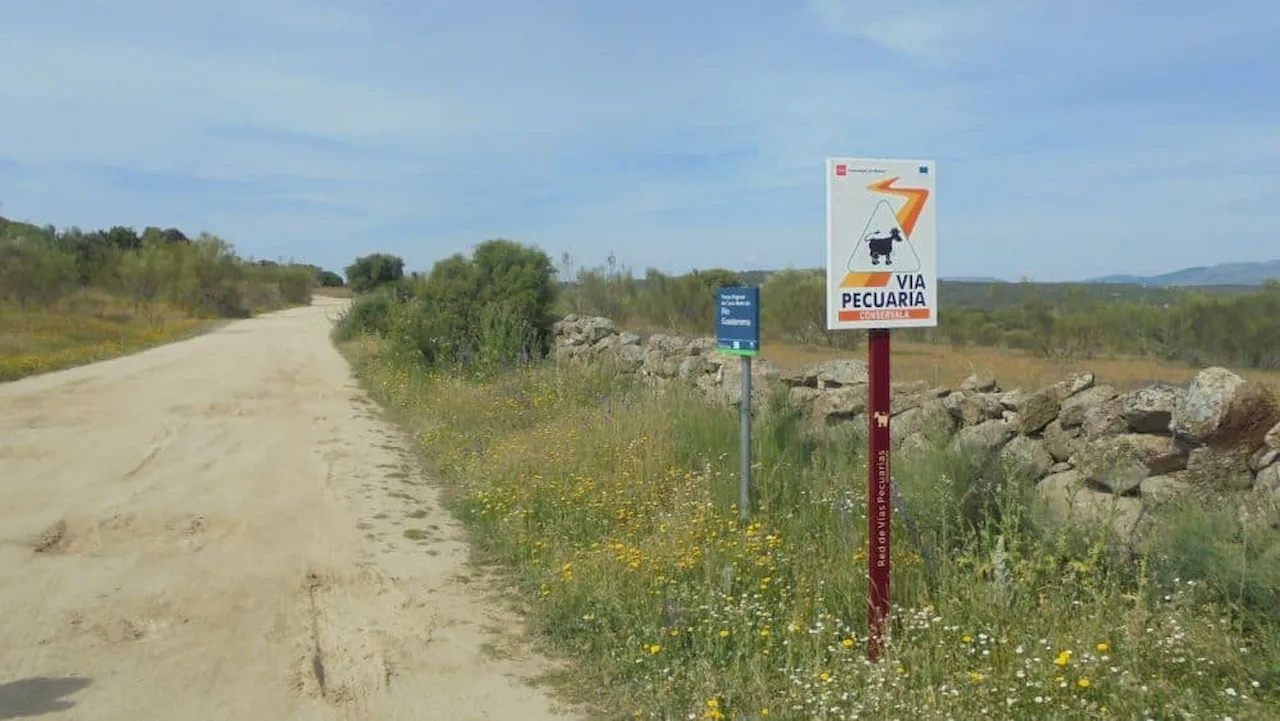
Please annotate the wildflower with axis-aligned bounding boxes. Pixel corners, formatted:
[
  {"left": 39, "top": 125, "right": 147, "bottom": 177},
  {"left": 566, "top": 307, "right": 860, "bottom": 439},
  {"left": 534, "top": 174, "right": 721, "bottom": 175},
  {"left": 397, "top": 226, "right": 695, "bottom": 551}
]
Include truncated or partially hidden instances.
[
  {"left": 1078, "top": 678, "right": 1092, "bottom": 689},
  {"left": 1056, "top": 650, "right": 1073, "bottom": 667},
  {"left": 1097, "top": 642, "right": 1110, "bottom": 654},
  {"left": 719, "top": 628, "right": 731, "bottom": 638},
  {"left": 971, "top": 672, "right": 983, "bottom": 685}
]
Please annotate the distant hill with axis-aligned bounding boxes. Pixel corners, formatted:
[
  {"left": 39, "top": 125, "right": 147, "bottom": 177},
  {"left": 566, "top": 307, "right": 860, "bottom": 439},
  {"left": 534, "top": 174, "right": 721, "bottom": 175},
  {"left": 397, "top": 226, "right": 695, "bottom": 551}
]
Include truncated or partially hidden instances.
[
  {"left": 943, "top": 276, "right": 1007, "bottom": 283},
  {"left": 1088, "top": 260, "right": 1280, "bottom": 287}
]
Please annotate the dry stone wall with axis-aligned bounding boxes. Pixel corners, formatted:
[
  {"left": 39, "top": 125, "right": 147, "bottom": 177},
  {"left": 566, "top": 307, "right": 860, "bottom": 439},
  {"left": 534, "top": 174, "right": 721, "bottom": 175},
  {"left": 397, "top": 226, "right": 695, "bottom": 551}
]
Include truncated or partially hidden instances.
[{"left": 553, "top": 315, "right": 1280, "bottom": 537}]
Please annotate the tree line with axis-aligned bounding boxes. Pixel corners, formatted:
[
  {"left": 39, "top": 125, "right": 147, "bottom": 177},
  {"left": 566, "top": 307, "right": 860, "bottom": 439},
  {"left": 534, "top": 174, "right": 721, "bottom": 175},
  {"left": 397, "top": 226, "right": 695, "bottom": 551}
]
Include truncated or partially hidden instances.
[
  {"left": 555, "top": 257, "right": 1280, "bottom": 370},
  {"left": 0, "top": 215, "right": 330, "bottom": 318},
  {"left": 336, "top": 244, "right": 1280, "bottom": 372}
]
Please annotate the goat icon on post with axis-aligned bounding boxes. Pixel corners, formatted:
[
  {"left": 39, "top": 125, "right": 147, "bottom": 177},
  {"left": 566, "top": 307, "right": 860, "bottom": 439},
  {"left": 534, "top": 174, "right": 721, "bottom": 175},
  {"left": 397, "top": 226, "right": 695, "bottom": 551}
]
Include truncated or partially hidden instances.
[{"left": 865, "top": 228, "right": 903, "bottom": 266}]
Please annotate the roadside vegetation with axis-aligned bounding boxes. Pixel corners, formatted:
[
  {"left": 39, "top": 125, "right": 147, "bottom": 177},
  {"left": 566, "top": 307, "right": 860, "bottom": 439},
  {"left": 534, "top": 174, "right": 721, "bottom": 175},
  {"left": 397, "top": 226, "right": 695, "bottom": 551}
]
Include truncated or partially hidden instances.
[
  {"left": 0, "top": 214, "right": 341, "bottom": 382},
  {"left": 338, "top": 244, "right": 1280, "bottom": 720}
]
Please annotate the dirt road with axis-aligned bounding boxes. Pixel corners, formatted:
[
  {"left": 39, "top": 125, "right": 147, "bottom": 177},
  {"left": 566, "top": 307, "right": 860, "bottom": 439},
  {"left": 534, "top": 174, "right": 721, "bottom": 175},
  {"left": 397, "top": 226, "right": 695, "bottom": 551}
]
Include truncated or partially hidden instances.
[{"left": 0, "top": 298, "right": 579, "bottom": 721}]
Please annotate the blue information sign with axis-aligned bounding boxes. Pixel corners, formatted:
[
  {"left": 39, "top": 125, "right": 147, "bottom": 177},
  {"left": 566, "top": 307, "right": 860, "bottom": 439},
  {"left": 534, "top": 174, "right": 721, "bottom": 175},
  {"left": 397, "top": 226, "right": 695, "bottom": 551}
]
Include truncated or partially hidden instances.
[{"left": 716, "top": 286, "right": 761, "bottom": 356}]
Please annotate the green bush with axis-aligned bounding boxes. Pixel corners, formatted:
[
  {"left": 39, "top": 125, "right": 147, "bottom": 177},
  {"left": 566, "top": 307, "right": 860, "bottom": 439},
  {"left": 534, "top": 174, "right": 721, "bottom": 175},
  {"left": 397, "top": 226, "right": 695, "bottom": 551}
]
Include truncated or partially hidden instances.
[
  {"left": 337, "top": 239, "right": 560, "bottom": 373},
  {"left": 333, "top": 288, "right": 398, "bottom": 341},
  {"left": 1, "top": 215, "right": 313, "bottom": 319},
  {"left": 344, "top": 252, "right": 405, "bottom": 293}
]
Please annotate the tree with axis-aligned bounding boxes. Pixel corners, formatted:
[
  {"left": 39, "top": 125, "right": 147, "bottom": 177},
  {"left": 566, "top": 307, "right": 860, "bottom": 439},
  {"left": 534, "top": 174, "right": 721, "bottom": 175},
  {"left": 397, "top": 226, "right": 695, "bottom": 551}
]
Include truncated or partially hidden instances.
[
  {"left": 345, "top": 253, "right": 405, "bottom": 293},
  {"left": 117, "top": 237, "right": 176, "bottom": 320},
  {"left": 472, "top": 238, "right": 559, "bottom": 363},
  {"left": 761, "top": 268, "right": 831, "bottom": 346},
  {"left": 316, "top": 269, "right": 344, "bottom": 287},
  {"left": 0, "top": 234, "right": 77, "bottom": 308},
  {"left": 386, "top": 240, "right": 558, "bottom": 371}
]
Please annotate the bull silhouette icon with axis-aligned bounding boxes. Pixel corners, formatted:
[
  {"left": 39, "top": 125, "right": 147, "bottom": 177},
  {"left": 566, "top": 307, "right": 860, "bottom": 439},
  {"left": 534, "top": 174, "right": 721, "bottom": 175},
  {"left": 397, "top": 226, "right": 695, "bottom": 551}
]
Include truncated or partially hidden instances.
[{"left": 865, "top": 228, "right": 903, "bottom": 266}]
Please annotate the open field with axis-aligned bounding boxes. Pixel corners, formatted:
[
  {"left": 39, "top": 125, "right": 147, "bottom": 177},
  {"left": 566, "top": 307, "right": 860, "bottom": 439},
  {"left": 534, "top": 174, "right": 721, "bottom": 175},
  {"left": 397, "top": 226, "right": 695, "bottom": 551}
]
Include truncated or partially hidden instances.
[
  {"left": 0, "top": 298, "right": 578, "bottom": 720},
  {"left": 0, "top": 294, "right": 210, "bottom": 382}
]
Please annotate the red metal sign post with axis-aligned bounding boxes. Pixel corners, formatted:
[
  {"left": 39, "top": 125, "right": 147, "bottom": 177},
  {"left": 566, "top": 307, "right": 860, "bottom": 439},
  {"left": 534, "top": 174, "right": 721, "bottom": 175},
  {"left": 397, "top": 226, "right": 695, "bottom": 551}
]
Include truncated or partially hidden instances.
[
  {"left": 825, "top": 156, "right": 937, "bottom": 664},
  {"left": 867, "top": 327, "right": 892, "bottom": 662}
]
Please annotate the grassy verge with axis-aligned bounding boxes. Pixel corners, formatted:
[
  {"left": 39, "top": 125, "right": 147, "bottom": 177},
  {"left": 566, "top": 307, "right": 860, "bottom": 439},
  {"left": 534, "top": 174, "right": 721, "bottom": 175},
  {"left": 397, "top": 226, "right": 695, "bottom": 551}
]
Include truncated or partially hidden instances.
[
  {"left": 1, "top": 293, "right": 213, "bottom": 382},
  {"left": 346, "top": 336, "right": 1280, "bottom": 721}
]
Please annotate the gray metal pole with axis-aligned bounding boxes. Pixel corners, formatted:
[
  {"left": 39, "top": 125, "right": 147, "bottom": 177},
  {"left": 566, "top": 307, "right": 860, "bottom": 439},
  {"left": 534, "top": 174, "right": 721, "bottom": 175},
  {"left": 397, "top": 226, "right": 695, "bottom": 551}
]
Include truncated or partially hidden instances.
[{"left": 740, "top": 355, "right": 752, "bottom": 523}]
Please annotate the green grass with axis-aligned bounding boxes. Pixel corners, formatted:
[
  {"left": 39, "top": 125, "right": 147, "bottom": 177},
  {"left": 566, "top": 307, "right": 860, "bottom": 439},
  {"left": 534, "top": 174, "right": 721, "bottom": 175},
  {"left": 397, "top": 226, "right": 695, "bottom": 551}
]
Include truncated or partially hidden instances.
[
  {"left": 0, "top": 293, "right": 211, "bottom": 382},
  {"left": 346, "top": 335, "right": 1280, "bottom": 721}
]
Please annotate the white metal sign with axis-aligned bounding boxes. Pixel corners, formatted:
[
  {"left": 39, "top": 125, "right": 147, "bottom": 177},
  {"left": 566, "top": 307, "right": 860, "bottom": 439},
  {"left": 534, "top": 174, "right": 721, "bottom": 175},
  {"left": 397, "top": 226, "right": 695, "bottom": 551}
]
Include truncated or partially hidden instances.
[{"left": 826, "top": 157, "right": 938, "bottom": 330}]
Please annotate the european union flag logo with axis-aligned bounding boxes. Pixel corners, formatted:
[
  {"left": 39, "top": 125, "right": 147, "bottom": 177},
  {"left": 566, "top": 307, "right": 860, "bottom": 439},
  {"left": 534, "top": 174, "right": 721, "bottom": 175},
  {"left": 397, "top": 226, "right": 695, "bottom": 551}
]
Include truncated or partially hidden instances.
[{"left": 919, "top": 165, "right": 929, "bottom": 174}]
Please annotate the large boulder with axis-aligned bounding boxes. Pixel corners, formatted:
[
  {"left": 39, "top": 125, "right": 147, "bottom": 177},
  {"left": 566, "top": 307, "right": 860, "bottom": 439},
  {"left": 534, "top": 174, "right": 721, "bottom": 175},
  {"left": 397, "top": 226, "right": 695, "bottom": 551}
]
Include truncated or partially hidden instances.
[
  {"left": 581, "top": 316, "right": 616, "bottom": 343},
  {"left": 1018, "top": 387, "right": 1063, "bottom": 435},
  {"left": 960, "top": 372, "right": 999, "bottom": 393},
  {"left": 1252, "top": 446, "right": 1279, "bottom": 473},
  {"left": 1035, "top": 470, "right": 1143, "bottom": 539},
  {"left": 1171, "top": 367, "right": 1249, "bottom": 443},
  {"left": 1081, "top": 397, "right": 1128, "bottom": 439},
  {"left": 1256, "top": 462, "right": 1280, "bottom": 500},
  {"left": 1077, "top": 434, "right": 1189, "bottom": 495},
  {"left": 1059, "top": 384, "right": 1119, "bottom": 429},
  {"left": 945, "top": 392, "right": 1006, "bottom": 427},
  {"left": 718, "top": 359, "right": 782, "bottom": 405},
  {"left": 1058, "top": 372, "right": 1097, "bottom": 397},
  {"left": 1183, "top": 445, "right": 1255, "bottom": 491},
  {"left": 1120, "top": 384, "right": 1184, "bottom": 434},
  {"left": 810, "top": 359, "right": 869, "bottom": 389},
  {"left": 951, "top": 419, "right": 1016, "bottom": 455},
  {"left": 892, "top": 400, "right": 956, "bottom": 442},
  {"left": 787, "top": 386, "right": 822, "bottom": 408},
  {"left": 1000, "top": 435, "right": 1055, "bottom": 479},
  {"left": 613, "top": 344, "right": 646, "bottom": 372},
  {"left": 891, "top": 380, "right": 936, "bottom": 415},
  {"left": 1043, "top": 420, "right": 1085, "bottom": 463},
  {"left": 811, "top": 386, "right": 869, "bottom": 425},
  {"left": 1140, "top": 473, "right": 1193, "bottom": 507},
  {"left": 997, "top": 390, "right": 1027, "bottom": 411},
  {"left": 1265, "top": 421, "right": 1280, "bottom": 450}
]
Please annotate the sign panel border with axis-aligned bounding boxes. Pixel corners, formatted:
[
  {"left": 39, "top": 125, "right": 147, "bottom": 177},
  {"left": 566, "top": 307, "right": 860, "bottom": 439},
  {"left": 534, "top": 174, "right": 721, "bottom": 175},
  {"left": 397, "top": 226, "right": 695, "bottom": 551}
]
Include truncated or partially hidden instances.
[
  {"left": 715, "top": 286, "right": 761, "bottom": 357},
  {"left": 825, "top": 156, "right": 938, "bottom": 331}
]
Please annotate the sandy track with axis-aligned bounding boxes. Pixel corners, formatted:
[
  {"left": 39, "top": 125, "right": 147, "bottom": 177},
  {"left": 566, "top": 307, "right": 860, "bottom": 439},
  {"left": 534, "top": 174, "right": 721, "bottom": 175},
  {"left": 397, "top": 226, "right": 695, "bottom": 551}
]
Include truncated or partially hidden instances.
[{"left": 0, "top": 297, "right": 579, "bottom": 721}]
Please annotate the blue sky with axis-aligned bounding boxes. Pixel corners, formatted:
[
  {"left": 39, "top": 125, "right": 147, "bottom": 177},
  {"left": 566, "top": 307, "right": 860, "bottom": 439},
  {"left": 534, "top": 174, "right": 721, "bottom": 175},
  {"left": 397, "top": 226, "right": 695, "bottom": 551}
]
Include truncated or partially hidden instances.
[{"left": 1, "top": 0, "right": 1278, "bottom": 282}]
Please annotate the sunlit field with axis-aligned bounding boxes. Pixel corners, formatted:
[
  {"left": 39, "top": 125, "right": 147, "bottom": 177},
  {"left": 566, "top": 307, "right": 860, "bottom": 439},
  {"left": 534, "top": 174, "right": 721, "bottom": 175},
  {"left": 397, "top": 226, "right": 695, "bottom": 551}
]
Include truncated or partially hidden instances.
[
  {"left": 347, "top": 335, "right": 1280, "bottom": 721},
  {"left": 0, "top": 292, "right": 208, "bottom": 382}
]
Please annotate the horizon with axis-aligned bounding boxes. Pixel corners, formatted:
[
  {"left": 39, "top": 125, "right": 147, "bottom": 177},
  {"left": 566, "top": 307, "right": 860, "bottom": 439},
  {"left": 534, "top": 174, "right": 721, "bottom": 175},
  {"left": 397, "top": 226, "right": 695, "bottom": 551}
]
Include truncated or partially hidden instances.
[{"left": 2, "top": 0, "right": 1278, "bottom": 282}]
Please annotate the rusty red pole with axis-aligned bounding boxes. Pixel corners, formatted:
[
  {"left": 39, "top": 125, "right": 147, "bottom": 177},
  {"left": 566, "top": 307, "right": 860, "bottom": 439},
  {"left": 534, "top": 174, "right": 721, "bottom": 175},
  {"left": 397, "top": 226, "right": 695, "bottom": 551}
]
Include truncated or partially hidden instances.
[{"left": 867, "top": 327, "right": 892, "bottom": 662}]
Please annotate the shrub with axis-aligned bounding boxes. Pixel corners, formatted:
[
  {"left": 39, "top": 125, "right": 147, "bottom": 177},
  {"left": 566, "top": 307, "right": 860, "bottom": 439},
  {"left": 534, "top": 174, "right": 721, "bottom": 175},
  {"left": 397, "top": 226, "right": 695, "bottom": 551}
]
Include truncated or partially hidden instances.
[
  {"left": 340, "top": 239, "right": 560, "bottom": 373},
  {"left": 345, "top": 252, "right": 405, "bottom": 293}
]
